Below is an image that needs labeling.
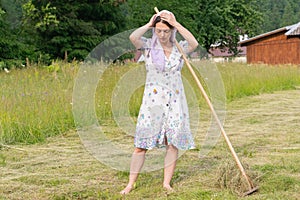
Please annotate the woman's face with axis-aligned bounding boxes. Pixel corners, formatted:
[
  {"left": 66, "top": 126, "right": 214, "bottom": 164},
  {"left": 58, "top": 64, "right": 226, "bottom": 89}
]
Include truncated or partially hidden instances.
[{"left": 155, "top": 22, "right": 172, "bottom": 45}]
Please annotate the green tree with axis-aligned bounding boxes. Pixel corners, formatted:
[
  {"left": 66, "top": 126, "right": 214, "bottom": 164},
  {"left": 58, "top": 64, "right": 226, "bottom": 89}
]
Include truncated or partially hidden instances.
[
  {"left": 281, "top": 1, "right": 295, "bottom": 27},
  {"left": 0, "top": 0, "right": 38, "bottom": 69},
  {"left": 254, "top": 0, "right": 300, "bottom": 33},
  {"left": 195, "top": 0, "right": 262, "bottom": 54},
  {"left": 23, "top": 0, "right": 127, "bottom": 61}
]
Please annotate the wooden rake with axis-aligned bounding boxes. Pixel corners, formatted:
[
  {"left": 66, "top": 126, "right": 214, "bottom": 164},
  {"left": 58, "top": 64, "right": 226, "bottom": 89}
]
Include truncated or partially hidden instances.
[{"left": 154, "top": 7, "right": 259, "bottom": 196}]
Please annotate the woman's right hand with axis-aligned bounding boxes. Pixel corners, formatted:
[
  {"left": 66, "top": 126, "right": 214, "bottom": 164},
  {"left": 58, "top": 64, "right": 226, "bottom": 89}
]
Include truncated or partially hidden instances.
[{"left": 147, "top": 14, "right": 157, "bottom": 27}]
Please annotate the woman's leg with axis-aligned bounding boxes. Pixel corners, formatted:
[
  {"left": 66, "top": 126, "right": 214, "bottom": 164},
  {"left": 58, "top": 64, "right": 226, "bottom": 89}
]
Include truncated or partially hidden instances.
[
  {"left": 120, "top": 147, "right": 147, "bottom": 194},
  {"left": 163, "top": 145, "right": 178, "bottom": 190}
]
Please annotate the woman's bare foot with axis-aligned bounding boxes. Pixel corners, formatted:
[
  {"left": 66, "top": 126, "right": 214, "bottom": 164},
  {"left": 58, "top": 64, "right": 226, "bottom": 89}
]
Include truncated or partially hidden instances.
[
  {"left": 163, "top": 184, "right": 174, "bottom": 192},
  {"left": 120, "top": 185, "right": 133, "bottom": 195}
]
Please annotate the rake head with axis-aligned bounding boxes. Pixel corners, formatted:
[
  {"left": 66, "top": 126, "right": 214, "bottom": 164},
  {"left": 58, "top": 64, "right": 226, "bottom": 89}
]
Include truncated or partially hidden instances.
[{"left": 243, "top": 186, "right": 259, "bottom": 196}]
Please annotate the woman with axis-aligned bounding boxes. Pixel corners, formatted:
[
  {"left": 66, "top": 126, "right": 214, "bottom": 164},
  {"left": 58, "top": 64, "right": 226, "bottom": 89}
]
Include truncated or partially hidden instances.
[{"left": 120, "top": 10, "right": 198, "bottom": 194}]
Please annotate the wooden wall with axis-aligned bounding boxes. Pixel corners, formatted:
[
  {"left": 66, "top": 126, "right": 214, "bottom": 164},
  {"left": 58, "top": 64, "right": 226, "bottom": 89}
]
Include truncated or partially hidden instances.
[{"left": 245, "top": 32, "right": 300, "bottom": 65}]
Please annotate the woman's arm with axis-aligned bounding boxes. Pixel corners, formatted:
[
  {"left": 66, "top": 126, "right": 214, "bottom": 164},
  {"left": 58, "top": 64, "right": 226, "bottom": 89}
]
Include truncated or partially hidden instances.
[
  {"left": 129, "top": 15, "right": 156, "bottom": 49},
  {"left": 160, "top": 12, "right": 198, "bottom": 53},
  {"left": 174, "top": 22, "right": 199, "bottom": 53}
]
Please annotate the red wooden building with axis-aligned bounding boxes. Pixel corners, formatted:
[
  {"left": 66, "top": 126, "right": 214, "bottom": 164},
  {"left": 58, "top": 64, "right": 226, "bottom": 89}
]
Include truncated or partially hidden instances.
[{"left": 239, "top": 22, "right": 300, "bottom": 65}]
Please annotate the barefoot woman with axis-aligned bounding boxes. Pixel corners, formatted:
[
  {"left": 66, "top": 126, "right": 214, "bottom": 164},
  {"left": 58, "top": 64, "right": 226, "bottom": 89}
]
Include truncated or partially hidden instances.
[{"left": 121, "top": 10, "right": 198, "bottom": 194}]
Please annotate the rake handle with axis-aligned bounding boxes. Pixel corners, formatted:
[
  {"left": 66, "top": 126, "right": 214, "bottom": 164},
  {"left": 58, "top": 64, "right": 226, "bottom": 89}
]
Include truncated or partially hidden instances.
[{"left": 154, "top": 7, "right": 254, "bottom": 190}]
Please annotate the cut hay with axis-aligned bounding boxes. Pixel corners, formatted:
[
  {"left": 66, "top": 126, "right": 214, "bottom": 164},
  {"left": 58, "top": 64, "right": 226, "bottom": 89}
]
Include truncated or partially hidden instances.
[{"left": 215, "top": 159, "right": 259, "bottom": 196}]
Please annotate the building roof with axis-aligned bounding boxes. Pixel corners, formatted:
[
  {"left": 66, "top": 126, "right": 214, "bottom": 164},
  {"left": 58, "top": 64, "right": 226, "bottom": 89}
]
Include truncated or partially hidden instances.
[
  {"left": 286, "top": 22, "right": 300, "bottom": 35},
  {"left": 239, "top": 21, "right": 300, "bottom": 46},
  {"left": 209, "top": 46, "right": 246, "bottom": 57}
]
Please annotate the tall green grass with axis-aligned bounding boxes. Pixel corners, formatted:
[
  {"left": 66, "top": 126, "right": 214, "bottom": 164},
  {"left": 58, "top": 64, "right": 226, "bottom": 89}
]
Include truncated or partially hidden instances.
[
  {"left": 0, "top": 62, "right": 77, "bottom": 144},
  {"left": 1, "top": 61, "right": 300, "bottom": 144},
  {"left": 217, "top": 63, "right": 300, "bottom": 101}
]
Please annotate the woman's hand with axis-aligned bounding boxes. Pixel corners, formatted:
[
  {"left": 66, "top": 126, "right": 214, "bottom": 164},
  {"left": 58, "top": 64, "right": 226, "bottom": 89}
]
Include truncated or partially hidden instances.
[
  {"left": 147, "top": 14, "right": 157, "bottom": 27},
  {"left": 158, "top": 10, "right": 198, "bottom": 53},
  {"left": 159, "top": 11, "right": 178, "bottom": 27}
]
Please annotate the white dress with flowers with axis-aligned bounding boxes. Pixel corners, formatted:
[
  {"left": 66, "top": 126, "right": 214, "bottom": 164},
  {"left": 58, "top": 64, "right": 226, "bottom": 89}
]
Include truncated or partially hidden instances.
[{"left": 134, "top": 37, "right": 195, "bottom": 150}]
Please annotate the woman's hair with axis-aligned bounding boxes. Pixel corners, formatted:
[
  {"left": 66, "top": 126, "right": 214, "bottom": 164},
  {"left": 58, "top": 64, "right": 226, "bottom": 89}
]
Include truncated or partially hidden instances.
[{"left": 152, "top": 16, "right": 173, "bottom": 29}]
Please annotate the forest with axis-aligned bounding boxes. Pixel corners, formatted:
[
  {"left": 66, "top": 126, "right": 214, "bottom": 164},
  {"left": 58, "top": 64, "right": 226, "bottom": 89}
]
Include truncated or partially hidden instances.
[{"left": 0, "top": 0, "right": 299, "bottom": 69}]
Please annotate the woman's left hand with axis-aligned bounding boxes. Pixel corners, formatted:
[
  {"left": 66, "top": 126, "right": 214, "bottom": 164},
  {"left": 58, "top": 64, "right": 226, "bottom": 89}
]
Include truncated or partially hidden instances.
[{"left": 159, "top": 11, "right": 177, "bottom": 27}]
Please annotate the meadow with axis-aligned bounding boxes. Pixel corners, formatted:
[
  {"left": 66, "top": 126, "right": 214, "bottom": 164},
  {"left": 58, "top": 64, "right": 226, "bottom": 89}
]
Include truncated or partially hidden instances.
[
  {"left": 0, "top": 61, "right": 299, "bottom": 144},
  {"left": 0, "top": 61, "right": 300, "bottom": 199}
]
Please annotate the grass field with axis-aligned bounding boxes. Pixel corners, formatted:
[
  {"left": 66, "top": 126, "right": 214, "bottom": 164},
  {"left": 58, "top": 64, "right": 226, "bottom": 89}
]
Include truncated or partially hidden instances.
[
  {"left": 0, "top": 61, "right": 300, "bottom": 199},
  {"left": 1, "top": 61, "right": 299, "bottom": 144}
]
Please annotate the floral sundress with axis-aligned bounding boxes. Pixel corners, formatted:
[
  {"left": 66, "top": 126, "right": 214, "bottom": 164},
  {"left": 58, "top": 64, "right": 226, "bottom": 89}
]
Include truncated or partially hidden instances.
[{"left": 134, "top": 37, "right": 195, "bottom": 150}]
